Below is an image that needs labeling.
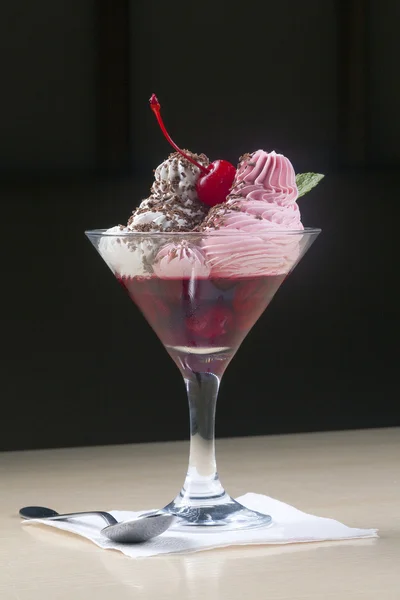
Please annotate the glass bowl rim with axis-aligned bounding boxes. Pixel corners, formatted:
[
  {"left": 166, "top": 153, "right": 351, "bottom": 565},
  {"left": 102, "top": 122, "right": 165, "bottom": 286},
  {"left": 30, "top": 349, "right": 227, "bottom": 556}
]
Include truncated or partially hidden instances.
[{"left": 85, "top": 227, "right": 321, "bottom": 238}]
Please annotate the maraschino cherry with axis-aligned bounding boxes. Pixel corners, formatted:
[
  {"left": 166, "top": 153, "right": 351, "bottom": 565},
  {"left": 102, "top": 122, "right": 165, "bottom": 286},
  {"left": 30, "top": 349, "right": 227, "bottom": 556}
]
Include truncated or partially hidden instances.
[{"left": 150, "top": 94, "right": 236, "bottom": 207}]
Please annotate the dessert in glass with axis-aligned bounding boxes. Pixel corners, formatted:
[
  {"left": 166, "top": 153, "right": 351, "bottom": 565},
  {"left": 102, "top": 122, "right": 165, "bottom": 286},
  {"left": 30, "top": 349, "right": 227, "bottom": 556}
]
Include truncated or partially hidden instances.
[{"left": 86, "top": 95, "right": 322, "bottom": 531}]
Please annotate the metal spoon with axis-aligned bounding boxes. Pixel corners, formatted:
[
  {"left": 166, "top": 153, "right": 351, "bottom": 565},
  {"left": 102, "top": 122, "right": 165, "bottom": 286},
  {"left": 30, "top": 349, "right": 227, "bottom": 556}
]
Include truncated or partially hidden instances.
[{"left": 19, "top": 505, "right": 176, "bottom": 543}]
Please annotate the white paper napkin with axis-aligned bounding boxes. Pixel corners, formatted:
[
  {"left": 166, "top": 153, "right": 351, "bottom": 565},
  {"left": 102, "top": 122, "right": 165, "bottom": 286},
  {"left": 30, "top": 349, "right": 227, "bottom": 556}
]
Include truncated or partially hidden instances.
[{"left": 22, "top": 493, "right": 378, "bottom": 558}]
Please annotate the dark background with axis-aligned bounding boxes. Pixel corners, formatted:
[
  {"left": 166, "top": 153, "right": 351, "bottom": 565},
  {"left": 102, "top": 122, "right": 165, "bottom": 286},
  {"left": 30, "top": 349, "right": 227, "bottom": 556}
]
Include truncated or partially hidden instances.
[{"left": 1, "top": 1, "right": 398, "bottom": 451}]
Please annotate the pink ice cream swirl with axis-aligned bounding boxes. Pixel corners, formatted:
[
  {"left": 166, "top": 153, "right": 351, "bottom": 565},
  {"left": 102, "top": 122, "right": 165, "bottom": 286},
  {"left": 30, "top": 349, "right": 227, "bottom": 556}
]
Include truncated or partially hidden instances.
[
  {"left": 153, "top": 241, "right": 210, "bottom": 279},
  {"left": 201, "top": 150, "right": 304, "bottom": 277},
  {"left": 227, "top": 149, "right": 302, "bottom": 226}
]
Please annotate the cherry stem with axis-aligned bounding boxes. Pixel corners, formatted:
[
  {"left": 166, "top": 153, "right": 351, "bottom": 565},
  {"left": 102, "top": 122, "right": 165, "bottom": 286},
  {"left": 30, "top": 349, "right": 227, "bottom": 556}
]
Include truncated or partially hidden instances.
[{"left": 150, "top": 94, "right": 210, "bottom": 174}]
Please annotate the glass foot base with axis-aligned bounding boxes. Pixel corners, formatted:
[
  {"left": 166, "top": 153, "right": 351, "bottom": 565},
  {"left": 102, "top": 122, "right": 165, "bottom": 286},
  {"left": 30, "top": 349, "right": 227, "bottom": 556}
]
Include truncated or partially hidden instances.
[{"left": 164, "top": 495, "right": 272, "bottom": 532}]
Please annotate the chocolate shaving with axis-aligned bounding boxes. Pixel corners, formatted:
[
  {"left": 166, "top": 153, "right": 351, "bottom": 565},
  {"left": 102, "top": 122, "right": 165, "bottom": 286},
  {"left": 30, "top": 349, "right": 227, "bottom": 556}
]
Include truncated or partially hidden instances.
[{"left": 238, "top": 152, "right": 252, "bottom": 165}]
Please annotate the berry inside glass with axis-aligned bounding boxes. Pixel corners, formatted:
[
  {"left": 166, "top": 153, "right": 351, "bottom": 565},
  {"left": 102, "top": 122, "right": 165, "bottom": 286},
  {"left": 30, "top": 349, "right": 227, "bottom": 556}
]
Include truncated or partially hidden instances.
[{"left": 120, "top": 274, "right": 286, "bottom": 375}]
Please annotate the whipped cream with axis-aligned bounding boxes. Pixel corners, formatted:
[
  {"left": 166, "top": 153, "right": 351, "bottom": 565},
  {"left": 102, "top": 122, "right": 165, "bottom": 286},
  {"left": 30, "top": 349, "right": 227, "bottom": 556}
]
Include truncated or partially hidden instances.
[
  {"left": 153, "top": 241, "right": 210, "bottom": 278},
  {"left": 200, "top": 150, "right": 303, "bottom": 276},
  {"left": 201, "top": 231, "right": 301, "bottom": 277},
  {"left": 128, "top": 151, "right": 210, "bottom": 233},
  {"left": 98, "top": 226, "right": 156, "bottom": 277},
  {"left": 151, "top": 151, "right": 209, "bottom": 203},
  {"left": 203, "top": 150, "right": 302, "bottom": 232},
  {"left": 229, "top": 150, "right": 299, "bottom": 207},
  {"left": 128, "top": 194, "right": 207, "bottom": 233}
]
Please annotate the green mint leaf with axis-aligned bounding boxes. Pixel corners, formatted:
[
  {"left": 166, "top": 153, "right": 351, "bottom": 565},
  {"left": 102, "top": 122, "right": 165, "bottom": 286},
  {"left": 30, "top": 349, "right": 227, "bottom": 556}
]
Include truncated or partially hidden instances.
[{"left": 296, "top": 172, "right": 325, "bottom": 198}]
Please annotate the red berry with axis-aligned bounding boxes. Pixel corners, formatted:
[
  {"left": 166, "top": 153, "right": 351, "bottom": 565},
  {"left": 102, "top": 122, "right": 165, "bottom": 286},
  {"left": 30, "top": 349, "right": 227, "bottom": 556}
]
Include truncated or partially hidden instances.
[
  {"left": 146, "top": 297, "right": 170, "bottom": 320},
  {"left": 233, "top": 280, "right": 266, "bottom": 314},
  {"left": 162, "top": 278, "right": 185, "bottom": 304},
  {"left": 186, "top": 305, "right": 234, "bottom": 340},
  {"left": 196, "top": 160, "right": 236, "bottom": 207},
  {"left": 149, "top": 94, "right": 235, "bottom": 207}
]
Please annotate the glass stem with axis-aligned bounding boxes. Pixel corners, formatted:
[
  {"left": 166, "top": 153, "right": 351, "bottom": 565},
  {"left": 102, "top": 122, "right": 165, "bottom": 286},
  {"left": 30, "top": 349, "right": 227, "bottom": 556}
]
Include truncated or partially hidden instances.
[{"left": 181, "top": 372, "right": 226, "bottom": 501}]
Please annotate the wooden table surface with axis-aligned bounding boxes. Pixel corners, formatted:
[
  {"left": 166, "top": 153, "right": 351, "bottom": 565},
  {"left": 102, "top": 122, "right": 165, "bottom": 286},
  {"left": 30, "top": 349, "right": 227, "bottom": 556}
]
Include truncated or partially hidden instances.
[{"left": 0, "top": 428, "right": 399, "bottom": 599}]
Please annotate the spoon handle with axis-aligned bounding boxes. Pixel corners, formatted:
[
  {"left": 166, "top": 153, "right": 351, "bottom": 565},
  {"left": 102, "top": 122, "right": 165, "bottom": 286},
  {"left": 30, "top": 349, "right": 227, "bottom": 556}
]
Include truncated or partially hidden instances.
[{"left": 20, "top": 509, "right": 118, "bottom": 527}]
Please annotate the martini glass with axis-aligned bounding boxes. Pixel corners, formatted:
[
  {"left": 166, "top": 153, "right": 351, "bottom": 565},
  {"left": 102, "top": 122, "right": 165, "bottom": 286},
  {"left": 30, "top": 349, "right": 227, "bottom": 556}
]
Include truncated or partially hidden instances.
[{"left": 86, "top": 228, "right": 320, "bottom": 531}]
